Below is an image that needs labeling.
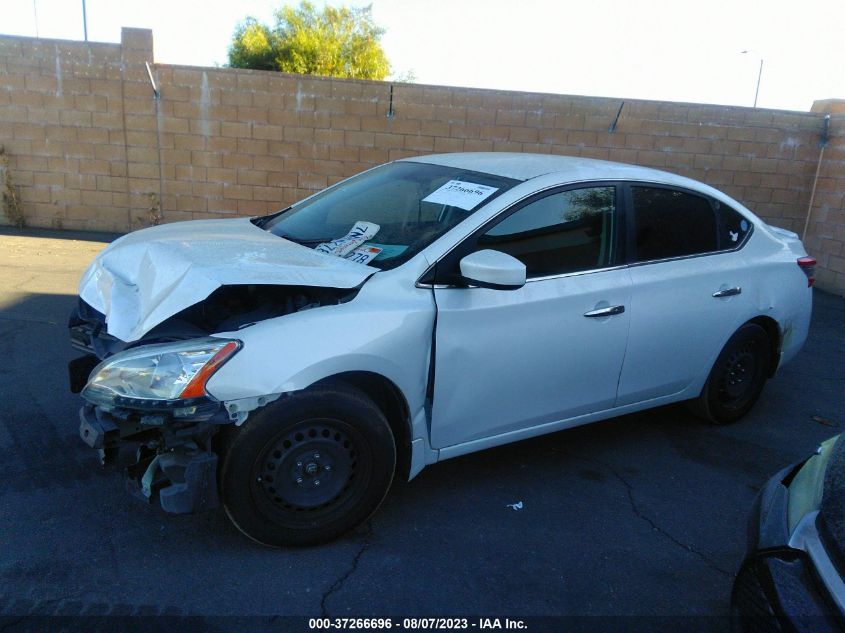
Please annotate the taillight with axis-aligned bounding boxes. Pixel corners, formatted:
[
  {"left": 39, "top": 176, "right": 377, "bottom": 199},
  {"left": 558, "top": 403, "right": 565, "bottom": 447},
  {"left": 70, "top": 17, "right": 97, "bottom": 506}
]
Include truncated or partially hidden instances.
[{"left": 797, "top": 256, "right": 816, "bottom": 287}]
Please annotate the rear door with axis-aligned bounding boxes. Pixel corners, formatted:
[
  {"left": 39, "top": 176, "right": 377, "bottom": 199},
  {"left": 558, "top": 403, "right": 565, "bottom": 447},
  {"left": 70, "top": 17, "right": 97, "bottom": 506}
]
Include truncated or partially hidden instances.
[
  {"left": 429, "top": 183, "right": 632, "bottom": 449},
  {"left": 615, "top": 184, "right": 754, "bottom": 406}
]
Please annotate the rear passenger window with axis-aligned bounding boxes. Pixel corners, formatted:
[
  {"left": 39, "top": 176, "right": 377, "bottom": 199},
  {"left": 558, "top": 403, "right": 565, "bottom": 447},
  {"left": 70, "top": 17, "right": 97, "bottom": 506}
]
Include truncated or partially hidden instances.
[{"left": 631, "top": 187, "right": 717, "bottom": 262}]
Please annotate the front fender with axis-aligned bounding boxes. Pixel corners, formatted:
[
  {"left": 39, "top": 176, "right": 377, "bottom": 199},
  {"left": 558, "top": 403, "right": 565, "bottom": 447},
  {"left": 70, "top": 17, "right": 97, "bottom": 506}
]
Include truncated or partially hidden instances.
[{"left": 204, "top": 274, "right": 435, "bottom": 422}]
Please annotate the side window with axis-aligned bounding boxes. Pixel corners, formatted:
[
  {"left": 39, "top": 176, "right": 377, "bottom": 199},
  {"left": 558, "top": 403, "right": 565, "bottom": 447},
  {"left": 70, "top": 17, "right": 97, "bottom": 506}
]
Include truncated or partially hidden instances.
[
  {"left": 714, "top": 200, "right": 752, "bottom": 249},
  {"left": 631, "top": 187, "right": 717, "bottom": 262},
  {"left": 477, "top": 186, "right": 616, "bottom": 277}
]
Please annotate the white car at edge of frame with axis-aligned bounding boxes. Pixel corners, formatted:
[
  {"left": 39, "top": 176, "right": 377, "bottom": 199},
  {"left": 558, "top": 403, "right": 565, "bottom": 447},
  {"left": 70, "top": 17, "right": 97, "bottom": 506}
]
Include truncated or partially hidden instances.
[{"left": 69, "top": 153, "right": 816, "bottom": 546}]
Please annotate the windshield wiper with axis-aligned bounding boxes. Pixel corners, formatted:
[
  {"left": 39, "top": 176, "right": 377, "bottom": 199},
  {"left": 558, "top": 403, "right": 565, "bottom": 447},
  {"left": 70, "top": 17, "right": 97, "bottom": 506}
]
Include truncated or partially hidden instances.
[
  {"left": 276, "top": 234, "right": 331, "bottom": 246},
  {"left": 252, "top": 206, "right": 292, "bottom": 228}
]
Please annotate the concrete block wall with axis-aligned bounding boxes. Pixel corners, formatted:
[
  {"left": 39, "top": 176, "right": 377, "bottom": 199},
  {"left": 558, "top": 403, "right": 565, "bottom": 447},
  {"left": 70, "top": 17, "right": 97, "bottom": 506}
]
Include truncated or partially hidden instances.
[
  {"left": 804, "top": 103, "right": 845, "bottom": 291},
  {"left": 0, "top": 28, "right": 842, "bottom": 294},
  {"left": 0, "top": 28, "right": 156, "bottom": 229}
]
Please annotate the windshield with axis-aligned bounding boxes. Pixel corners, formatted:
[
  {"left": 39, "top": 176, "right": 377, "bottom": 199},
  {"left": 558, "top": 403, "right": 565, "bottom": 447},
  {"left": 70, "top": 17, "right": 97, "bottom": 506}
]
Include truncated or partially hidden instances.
[{"left": 258, "top": 161, "right": 519, "bottom": 270}]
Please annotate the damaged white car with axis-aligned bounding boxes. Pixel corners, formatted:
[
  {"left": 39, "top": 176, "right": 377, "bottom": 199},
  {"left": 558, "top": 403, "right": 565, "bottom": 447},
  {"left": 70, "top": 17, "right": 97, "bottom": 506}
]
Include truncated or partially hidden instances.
[{"left": 70, "top": 153, "right": 815, "bottom": 546}]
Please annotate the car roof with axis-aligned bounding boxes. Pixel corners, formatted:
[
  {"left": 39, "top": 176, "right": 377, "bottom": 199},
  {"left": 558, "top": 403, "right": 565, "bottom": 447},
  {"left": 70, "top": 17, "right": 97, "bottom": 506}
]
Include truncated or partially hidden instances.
[{"left": 402, "top": 152, "right": 716, "bottom": 192}]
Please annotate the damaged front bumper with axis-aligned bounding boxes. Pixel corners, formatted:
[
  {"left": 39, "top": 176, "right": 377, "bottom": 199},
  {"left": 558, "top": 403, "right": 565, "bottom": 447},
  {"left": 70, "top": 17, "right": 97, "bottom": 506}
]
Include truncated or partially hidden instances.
[
  {"left": 69, "top": 297, "right": 254, "bottom": 516},
  {"left": 78, "top": 400, "right": 231, "bottom": 515}
]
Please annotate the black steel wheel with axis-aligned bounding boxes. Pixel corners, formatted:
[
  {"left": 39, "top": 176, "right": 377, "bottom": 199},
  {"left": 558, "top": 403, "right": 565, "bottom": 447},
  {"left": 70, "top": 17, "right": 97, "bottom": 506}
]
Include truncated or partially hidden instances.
[
  {"left": 690, "top": 323, "right": 771, "bottom": 425},
  {"left": 220, "top": 384, "right": 396, "bottom": 547}
]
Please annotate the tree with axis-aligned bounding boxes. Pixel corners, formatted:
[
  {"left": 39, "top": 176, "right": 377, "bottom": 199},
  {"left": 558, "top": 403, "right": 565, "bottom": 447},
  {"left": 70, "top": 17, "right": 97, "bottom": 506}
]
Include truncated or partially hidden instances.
[{"left": 228, "top": 2, "right": 390, "bottom": 81}]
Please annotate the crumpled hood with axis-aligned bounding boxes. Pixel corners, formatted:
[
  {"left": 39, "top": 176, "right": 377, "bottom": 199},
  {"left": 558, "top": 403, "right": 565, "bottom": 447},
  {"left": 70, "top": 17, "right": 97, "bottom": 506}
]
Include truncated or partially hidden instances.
[{"left": 79, "top": 218, "right": 376, "bottom": 342}]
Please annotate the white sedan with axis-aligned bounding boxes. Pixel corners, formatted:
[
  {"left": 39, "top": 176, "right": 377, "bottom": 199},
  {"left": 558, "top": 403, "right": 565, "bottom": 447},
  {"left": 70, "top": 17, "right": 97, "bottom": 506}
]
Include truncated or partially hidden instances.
[{"left": 69, "top": 153, "right": 815, "bottom": 546}]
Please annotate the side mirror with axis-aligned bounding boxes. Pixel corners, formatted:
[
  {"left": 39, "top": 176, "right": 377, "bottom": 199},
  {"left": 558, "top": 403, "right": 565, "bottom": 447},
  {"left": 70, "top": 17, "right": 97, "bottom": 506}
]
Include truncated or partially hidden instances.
[{"left": 459, "top": 250, "right": 526, "bottom": 290}]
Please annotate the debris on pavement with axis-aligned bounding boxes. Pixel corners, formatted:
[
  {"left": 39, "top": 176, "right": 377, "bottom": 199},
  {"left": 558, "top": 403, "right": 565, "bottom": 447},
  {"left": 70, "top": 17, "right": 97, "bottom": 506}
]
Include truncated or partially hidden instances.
[{"left": 812, "top": 415, "right": 838, "bottom": 427}]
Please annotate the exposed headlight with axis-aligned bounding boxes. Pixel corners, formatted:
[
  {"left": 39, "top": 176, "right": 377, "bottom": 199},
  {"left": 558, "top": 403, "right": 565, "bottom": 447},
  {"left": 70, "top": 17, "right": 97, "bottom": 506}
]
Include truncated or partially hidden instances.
[{"left": 82, "top": 338, "right": 240, "bottom": 407}]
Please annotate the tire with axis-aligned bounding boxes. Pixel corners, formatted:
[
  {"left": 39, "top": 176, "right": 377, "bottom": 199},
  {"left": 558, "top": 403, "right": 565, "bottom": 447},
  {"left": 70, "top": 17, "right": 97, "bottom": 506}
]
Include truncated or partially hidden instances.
[
  {"left": 220, "top": 384, "right": 396, "bottom": 547},
  {"left": 689, "top": 323, "right": 772, "bottom": 425}
]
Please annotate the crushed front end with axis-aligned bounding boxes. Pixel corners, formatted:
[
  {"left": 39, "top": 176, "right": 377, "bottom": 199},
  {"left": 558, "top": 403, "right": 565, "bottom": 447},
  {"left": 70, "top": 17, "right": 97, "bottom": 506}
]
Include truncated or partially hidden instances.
[{"left": 69, "top": 300, "right": 241, "bottom": 514}]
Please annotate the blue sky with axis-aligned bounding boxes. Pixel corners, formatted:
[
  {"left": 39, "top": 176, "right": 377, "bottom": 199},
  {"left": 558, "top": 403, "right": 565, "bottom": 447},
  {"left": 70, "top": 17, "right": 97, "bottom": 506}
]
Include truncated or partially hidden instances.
[{"left": 4, "top": 0, "right": 844, "bottom": 112}]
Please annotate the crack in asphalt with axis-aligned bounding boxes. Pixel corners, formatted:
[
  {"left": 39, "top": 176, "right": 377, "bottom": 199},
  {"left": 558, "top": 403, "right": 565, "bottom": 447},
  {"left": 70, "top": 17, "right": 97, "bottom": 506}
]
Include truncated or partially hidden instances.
[
  {"left": 320, "top": 521, "right": 374, "bottom": 617},
  {"left": 586, "top": 457, "right": 733, "bottom": 578}
]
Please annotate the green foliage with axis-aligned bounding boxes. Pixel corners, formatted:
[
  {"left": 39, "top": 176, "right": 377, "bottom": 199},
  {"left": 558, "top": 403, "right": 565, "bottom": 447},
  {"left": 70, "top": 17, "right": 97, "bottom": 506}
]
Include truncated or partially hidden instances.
[
  {"left": 228, "top": 2, "right": 390, "bottom": 81},
  {"left": 228, "top": 18, "right": 278, "bottom": 71}
]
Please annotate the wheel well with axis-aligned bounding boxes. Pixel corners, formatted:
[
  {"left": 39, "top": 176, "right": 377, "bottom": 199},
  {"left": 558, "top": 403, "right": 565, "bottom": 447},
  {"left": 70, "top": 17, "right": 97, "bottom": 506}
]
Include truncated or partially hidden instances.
[
  {"left": 747, "top": 316, "right": 781, "bottom": 377},
  {"left": 314, "top": 372, "right": 412, "bottom": 481}
]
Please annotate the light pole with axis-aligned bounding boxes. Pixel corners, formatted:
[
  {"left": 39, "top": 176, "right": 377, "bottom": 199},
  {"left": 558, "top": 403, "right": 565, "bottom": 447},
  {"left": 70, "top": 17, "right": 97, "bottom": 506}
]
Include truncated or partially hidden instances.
[
  {"left": 82, "top": 0, "right": 88, "bottom": 41},
  {"left": 741, "top": 50, "right": 764, "bottom": 108}
]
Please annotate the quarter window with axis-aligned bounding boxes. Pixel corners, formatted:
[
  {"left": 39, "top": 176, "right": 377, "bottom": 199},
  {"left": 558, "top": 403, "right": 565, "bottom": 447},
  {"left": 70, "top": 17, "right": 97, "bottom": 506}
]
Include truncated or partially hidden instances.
[
  {"left": 715, "top": 200, "right": 752, "bottom": 249},
  {"left": 477, "top": 186, "right": 616, "bottom": 277},
  {"left": 631, "top": 187, "right": 717, "bottom": 262}
]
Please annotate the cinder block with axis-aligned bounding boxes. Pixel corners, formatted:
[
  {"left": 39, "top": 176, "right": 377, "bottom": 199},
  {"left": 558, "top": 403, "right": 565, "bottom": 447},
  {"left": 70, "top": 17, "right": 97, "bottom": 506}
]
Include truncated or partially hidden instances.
[
  {"left": 359, "top": 147, "right": 389, "bottom": 164},
  {"left": 328, "top": 114, "right": 362, "bottom": 131},
  {"left": 510, "top": 127, "right": 539, "bottom": 143},
  {"left": 253, "top": 156, "right": 287, "bottom": 172},
  {"left": 238, "top": 106, "right": 269, "bottom": 124},
  {"left": 568, "top": 131, "right": 599, "bottom": 147},
  {"left": 405, "top": 136, "right": 434, "bottom": 153},
  {"left": 190, "top": 150, "right": 222, "bottom": 168},
  {"left": 693, "top": 154, "right": 723, "bottom": 170},
  {"left": 479, "top": 125, "right": 510, "bottom": 142},
  {"left": 222, "top": 91, "right": 252, "bottom": 107},
  {"left": 77, "top": 128, "right": 109, "bottom": 144},
  {"left": 0, "top": 107, "right": 29, "bottom": 123},
  {"left": 77, "top": 159, "right": 111, "bottom": 175},
  {"left": 329, "top": 145, "right": 360, "bottom": 162},
  {"left": 238, "top": 199, "right": 271, "bottom": 214},
  {"left": 465, "top": 108, "right": 496, "bottom": 126},
  {"left": 344, "top": 131, "right": 374, "bottom": 147},
  {"left": 492, "top": 141, "right": 524, "bottom": 153},
  {"left": 300, "top": 111, "right": 332, "bottom": 129},
  {"left": 128, "top": 162, "right": 160, "bottom": 179},
  {"left": 420, "top": 120, "right": 450, "bottom": 138},
  {"left": 464, "top": 139, "right": 494, "bottom": 152},
  {"left": 237, "top": 169, "right": 267, "bottom": 186},
  {"left": 269, "top": 109, "right": 301, "bottom": 127},
  {"left": 391, "top": 118, "right": 424, "bottom": 136}
]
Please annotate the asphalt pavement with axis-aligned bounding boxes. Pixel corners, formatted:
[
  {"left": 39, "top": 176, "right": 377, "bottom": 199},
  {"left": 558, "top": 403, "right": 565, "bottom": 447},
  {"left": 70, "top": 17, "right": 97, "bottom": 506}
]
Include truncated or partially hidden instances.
[{"left": 0, "top": 227, "right": 843, "bottom": 631}]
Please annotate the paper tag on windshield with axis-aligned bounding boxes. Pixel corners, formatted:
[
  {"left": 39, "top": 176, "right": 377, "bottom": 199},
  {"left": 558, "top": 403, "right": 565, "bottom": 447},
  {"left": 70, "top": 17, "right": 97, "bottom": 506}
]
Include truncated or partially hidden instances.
[
  {"left": 315, "top": 221, "right": 380, "bottom": 257},
  {"left": 344, "top": 245, "right": 382, "bottom": 265},
  {"left": 422, "top": 180, "right": 498, "bottom": 211}
]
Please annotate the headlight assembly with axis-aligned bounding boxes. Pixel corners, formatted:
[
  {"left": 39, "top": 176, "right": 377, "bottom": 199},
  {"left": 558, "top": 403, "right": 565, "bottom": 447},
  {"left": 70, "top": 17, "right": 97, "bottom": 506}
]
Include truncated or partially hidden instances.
[{"left": 82, "top": 338, "right": 240, "bottom": 407}]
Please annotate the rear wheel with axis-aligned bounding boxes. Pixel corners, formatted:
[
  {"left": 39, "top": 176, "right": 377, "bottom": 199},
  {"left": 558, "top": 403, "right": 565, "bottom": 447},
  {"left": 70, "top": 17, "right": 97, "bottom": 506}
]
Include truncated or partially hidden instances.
[
  {"left": 220, "top": 384, "right": 396, "bottom": 546},
  {"left": 689, "top": 323, "right": 771, "bottom": 425}
]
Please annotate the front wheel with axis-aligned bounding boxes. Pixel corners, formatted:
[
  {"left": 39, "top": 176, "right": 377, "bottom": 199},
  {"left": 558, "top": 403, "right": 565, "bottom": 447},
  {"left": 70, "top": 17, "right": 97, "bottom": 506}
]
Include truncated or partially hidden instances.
[
  {"left": 220, "top": 384, "right": 396, "bottom": 547},
  {"left": 689, "top": 323, "right": 772, "bottom": 425}
]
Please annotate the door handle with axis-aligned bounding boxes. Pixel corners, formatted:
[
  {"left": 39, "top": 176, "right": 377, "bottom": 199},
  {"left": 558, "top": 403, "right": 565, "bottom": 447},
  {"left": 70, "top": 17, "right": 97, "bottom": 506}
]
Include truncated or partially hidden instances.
[
  {"left": 583, "top": 305, "right": 625, "bottom": 318},
  {"left": 712, "top": 287, "right": 742, "bottom": 298}
]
